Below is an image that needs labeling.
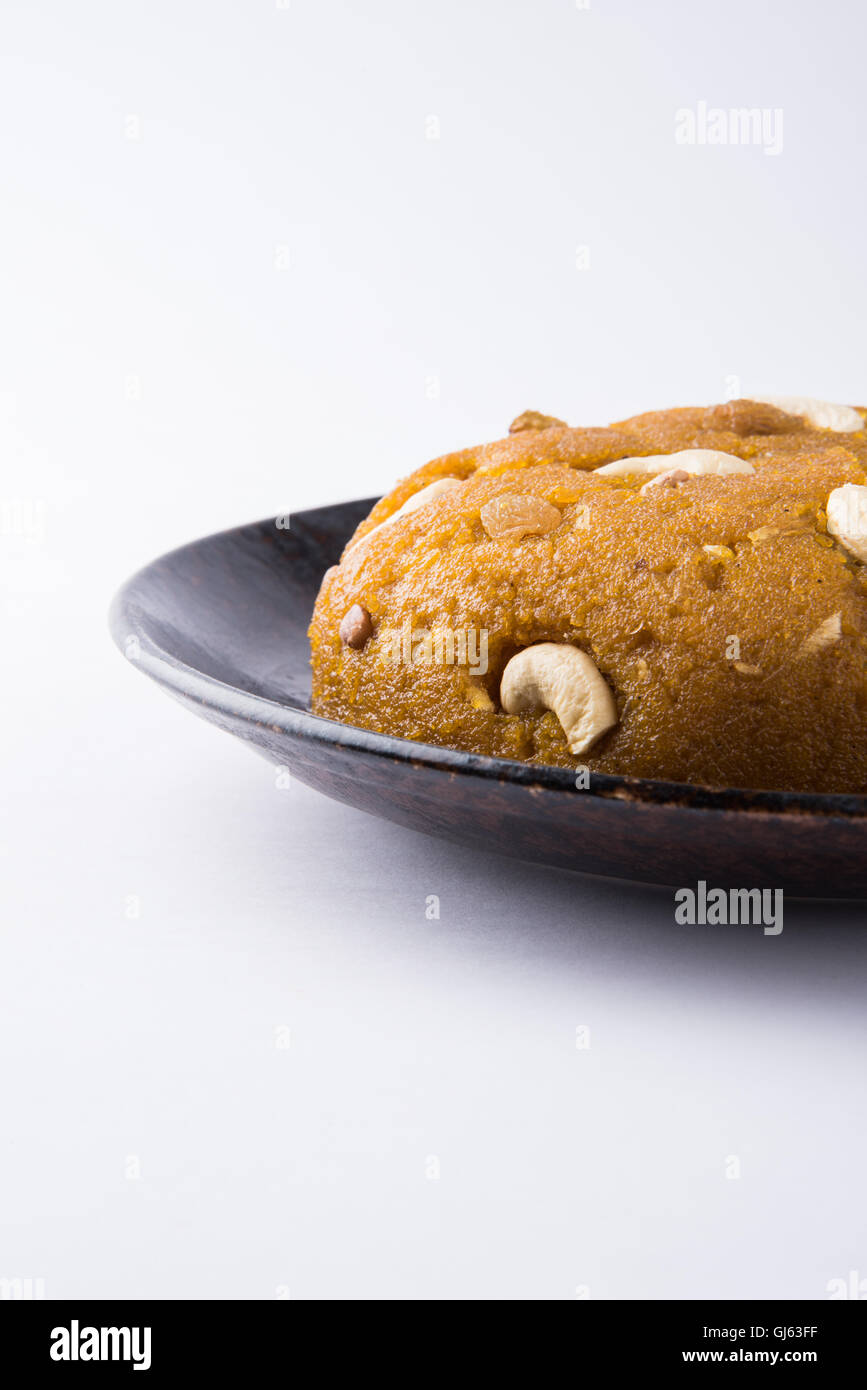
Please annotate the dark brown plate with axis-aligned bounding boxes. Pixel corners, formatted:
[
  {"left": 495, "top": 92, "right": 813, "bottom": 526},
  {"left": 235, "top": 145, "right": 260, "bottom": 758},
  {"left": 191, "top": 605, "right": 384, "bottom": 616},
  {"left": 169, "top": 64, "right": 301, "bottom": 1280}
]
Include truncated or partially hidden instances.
[{"left": 110, "top": 500, "right": 867, "bottom": 898}]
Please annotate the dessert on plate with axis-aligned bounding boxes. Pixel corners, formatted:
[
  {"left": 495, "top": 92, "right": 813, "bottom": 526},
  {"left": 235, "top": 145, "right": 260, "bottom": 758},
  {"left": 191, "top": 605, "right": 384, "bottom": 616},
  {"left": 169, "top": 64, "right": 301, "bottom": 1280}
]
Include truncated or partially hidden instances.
[{"left": 309, "top": 395, "right": 867, "bottom": 793}]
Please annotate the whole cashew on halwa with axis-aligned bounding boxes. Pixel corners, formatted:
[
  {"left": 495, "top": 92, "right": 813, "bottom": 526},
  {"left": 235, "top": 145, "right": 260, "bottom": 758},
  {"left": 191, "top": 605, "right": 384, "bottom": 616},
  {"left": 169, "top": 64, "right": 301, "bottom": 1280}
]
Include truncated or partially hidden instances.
[{"left": 500, "top": 643, "right": 618, "bottom": 755}]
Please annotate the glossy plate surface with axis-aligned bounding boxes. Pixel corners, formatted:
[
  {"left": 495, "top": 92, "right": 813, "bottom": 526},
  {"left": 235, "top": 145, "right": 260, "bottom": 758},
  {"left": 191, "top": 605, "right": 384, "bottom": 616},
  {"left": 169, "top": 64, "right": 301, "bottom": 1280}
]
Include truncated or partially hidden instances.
[{"left": 110, "top": 500, "right": 867, "bottom": 898}]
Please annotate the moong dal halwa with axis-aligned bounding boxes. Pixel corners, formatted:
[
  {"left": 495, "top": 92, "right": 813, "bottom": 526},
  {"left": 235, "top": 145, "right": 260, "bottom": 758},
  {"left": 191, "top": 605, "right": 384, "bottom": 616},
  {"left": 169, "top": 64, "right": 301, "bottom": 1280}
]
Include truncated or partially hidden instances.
[{"left": 309, "top": 396, "right": 867, "bottom": 793}]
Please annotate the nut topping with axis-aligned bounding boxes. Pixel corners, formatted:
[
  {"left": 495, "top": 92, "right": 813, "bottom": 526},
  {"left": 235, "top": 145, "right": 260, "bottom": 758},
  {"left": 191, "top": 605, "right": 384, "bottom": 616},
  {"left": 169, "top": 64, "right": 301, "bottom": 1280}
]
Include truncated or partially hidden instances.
[
  {"left": 500, "top": 643, "right": 617, "bottom": 755},
  {"left": 596, "top": 449, "right": 755, "bottom": 479},
  {"left": 800, "top": 612, "right": 842, "bottom": 656},
  {"left": 348, "top": 477, "right": 463, "bottom": 551},
  {"left": 339, "top": 604, "right": 373, "bottom": 649},
  {"left": 640, "top": 468, "right": 690, "bottom": 494},
  {"left": 748, "top": 394, "right": 864, "bottom": 433},
  {"left": 826, "top": 484, "right": 867, "bottom": 563}
]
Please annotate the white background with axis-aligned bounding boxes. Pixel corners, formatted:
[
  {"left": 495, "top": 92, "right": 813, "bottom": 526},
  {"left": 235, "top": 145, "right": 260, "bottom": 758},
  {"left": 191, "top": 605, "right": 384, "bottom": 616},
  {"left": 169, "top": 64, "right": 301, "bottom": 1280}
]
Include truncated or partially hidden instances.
[{"left": 2, "top": 0, "right": 867, "bottom": 1300}]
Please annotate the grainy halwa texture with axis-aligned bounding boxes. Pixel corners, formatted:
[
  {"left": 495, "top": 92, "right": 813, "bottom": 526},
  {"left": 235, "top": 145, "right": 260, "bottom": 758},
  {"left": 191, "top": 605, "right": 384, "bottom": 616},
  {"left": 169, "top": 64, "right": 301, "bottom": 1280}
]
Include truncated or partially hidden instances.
[{"left": 309, "top": 400, "right": 867, "bottom": 792}]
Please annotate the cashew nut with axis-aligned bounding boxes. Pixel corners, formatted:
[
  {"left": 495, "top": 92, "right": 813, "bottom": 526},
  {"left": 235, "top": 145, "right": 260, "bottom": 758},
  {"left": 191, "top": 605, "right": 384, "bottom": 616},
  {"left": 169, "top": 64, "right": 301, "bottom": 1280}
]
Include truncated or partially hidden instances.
[
  {"left": 748, "top": 394, "right": 864, "bottom": 433},
  {"left": 800, "top": 612, "right": 842, "bottom": 656},
  {"left": 348, "top": 477, "right": 462, "bottom": 550},
  {"left": 500, "top": 643, "right": 618, "bottom": 755},
  {"left": 640, "top": 467, "right": 690, "bottom": 494},
  {"left": 595, "top": 449, "right": 755, "bottom": 478},
  {"left": 826, "top": 483, "right": 867, "bottom": 562}
]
